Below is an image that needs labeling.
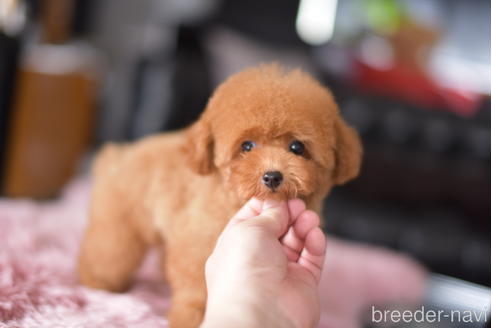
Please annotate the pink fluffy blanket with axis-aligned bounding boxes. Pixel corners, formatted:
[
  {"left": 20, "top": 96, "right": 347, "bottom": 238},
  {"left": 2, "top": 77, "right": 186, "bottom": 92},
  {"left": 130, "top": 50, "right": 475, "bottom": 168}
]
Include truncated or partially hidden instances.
[{"left": 0, "top": 177, "right": 426, "bottom": 328}]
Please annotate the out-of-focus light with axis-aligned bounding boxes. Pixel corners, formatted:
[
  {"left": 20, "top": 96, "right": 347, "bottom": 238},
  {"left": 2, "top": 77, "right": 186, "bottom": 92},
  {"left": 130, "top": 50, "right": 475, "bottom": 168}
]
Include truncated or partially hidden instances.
[
  {"left": 427, "top": 274, "right": 491, "bottom": 314},
  {"left": 429, "top": 51, "right": 491, "bottom": 95},
  {"left": 359, "top": 35, "right": 394, "bottom": 70},
  {"left": 0, "top": 0, "right": 26, "bottom": 36},
  {"left": 296, "top": 0, "right": 338, "bottom": 46}
]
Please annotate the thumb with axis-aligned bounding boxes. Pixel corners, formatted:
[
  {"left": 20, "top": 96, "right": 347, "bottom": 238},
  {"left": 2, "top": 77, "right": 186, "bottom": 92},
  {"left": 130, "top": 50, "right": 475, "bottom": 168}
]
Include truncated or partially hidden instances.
[{"left": 246, "top": 199, "right": 290, "bottom": 237}]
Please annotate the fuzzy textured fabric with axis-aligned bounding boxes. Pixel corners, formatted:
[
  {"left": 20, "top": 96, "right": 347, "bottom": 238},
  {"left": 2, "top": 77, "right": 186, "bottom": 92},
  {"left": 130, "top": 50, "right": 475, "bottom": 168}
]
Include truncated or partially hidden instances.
[
  {"left": 0, "top": 176, "right": 426, "bottom": 328},
  {"left": 0, "top": 177, "right": 169, "bottom": 328}
]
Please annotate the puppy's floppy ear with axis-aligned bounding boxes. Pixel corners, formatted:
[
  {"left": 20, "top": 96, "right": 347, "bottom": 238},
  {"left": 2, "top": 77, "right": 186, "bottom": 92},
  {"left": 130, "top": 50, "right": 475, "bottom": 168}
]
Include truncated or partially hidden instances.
[
  {"left": 332, "top": 117, "right": 363, "bottom": 185},
  {"left": 183, "top": 120, "right": 214, "bottom": 175}
]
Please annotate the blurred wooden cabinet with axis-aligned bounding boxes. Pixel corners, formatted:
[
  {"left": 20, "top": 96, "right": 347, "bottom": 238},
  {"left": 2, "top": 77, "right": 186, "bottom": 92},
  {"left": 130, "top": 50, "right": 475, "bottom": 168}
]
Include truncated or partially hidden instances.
[
  {"left": 2, "top": 0, "right": 100, "bottom": 198},
  {"left": 3, "top": 45, "right": 98, "bottom": 198}
]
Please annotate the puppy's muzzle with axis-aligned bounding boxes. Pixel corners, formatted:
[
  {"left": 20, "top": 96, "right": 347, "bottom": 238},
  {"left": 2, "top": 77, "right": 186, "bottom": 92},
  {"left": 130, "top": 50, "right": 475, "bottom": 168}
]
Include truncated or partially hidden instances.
[{"left": 262, "top": 171, "right": 283, "bottom": 191}]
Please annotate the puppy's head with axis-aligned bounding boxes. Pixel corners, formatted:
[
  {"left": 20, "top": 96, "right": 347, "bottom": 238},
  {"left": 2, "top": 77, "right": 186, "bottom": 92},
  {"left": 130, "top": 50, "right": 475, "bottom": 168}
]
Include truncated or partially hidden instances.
[{"left": 184, "top": 64, "right": 362, "bottom": 202}]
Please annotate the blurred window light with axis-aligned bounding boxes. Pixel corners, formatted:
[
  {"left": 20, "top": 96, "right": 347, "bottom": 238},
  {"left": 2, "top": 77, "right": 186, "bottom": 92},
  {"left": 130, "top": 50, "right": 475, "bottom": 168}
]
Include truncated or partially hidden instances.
[
  {"left": 0, "top": 0, "right": 26, "bottom": 37},
  {"left": 426, "top": 274, "right": 491, "bottom": 314},
  {"left": 429, "top": 52, "right": 491, "bottom": 96},
  {"left": 296, "top": 0, "right": 338, "bottom": 46}
]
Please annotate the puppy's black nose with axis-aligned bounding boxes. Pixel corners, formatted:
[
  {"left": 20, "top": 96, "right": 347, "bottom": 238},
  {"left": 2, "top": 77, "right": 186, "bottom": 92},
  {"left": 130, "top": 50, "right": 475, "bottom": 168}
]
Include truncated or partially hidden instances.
[{"left": 262, "top": 171, "right": 283, "bottom": 190}]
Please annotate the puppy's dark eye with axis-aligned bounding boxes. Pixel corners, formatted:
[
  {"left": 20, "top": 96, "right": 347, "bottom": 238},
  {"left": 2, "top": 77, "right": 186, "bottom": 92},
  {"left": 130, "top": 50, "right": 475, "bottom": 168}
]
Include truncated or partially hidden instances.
[
  {"left": 241, "top": 141, "right": 256, "bottom": 152},
  {"left": 289, "top": 140, "right": 305, "bottom": 155}
]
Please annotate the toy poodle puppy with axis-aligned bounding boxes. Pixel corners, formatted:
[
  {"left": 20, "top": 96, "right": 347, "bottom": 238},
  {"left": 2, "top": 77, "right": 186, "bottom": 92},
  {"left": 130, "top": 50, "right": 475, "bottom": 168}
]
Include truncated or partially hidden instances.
[{"left": 78, "top": 64, "right": 362, "bottom": 328}]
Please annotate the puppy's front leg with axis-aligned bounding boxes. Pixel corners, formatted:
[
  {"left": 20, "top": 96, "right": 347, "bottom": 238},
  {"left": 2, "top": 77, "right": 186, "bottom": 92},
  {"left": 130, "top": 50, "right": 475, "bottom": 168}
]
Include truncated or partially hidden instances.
[
  {"left": 79, "top": 206, "right": 148, "bottom": 292},
  {"left": 164, "top": 237, "right": 213, "bottom": 328}
]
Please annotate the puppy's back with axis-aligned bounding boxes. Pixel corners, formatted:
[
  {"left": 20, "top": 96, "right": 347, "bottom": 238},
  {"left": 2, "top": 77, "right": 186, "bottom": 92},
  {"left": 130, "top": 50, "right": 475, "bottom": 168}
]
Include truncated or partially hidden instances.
[{"left": 92, "top": 143, "right": 128, "bottom": 178}]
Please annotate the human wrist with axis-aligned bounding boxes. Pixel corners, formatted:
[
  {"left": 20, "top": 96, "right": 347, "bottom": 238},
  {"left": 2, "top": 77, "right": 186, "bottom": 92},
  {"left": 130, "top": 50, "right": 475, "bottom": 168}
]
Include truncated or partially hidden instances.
[
  {"left": 202, "top": 290, "right": 265, "bottom": 328},
  {"left": 201, "top": 301, "right": 262, "bottom": 328},
  {"left": 202, "top": 289, "right": 294, "bottom": 328}
]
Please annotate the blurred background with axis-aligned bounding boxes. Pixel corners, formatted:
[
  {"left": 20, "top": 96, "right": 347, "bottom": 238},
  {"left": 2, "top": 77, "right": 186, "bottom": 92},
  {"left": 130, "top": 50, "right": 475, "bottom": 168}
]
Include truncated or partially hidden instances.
[{"left": 0, "top": 0, "right": 490, "bottom": 326}]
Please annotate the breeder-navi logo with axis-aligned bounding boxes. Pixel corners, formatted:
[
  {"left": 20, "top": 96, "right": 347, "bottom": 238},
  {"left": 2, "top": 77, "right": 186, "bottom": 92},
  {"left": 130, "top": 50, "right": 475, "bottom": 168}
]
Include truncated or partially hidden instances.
[{"left": 372, "top": 306, "right": 489, "bottom": 324}]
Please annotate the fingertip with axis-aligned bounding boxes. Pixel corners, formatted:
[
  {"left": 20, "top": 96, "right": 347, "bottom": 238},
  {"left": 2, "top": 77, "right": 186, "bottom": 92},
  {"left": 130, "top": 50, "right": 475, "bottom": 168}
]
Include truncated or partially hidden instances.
[
  {"left": 305, "top": 227, "right": 326, "bottom": 257},
  {"left": 298, "top": 228, "right": 326, "bottom": 283},
  {"left": 287, "top": 199, "right": 306, "bottom": 221},
  {"left": 294, "top": 210, "right": 320, "bottom": 239}
]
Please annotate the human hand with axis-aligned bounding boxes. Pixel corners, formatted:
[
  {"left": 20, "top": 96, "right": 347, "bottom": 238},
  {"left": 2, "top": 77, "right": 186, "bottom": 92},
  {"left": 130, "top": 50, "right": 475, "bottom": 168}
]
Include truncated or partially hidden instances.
[{"left": 202, "top": 198, "right": 326, "bottom": 328}]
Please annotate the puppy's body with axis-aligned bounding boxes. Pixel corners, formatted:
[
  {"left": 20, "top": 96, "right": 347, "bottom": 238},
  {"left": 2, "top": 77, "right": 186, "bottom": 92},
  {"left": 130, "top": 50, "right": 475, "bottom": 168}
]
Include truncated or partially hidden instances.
[
  {"left": 79, "top": 65, "right": 362, "bottom": 327},
  {"left": 80, "top": 133, "right": 240, "bottom": 326}
]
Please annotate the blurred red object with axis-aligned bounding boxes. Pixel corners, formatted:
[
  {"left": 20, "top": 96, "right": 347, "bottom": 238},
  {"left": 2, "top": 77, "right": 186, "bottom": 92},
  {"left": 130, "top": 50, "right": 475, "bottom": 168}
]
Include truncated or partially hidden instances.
[{"left": 353, "top": 60, "right": 484, "bottom": 117}]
